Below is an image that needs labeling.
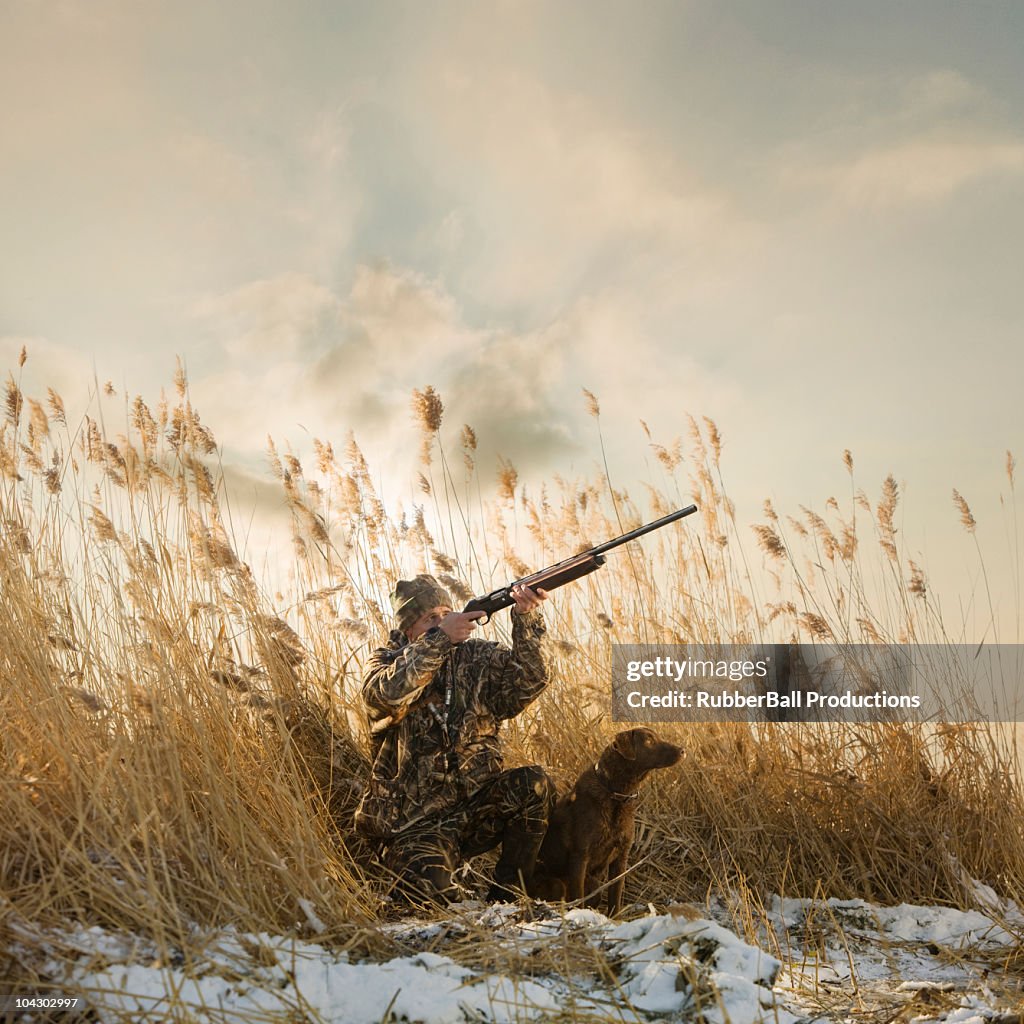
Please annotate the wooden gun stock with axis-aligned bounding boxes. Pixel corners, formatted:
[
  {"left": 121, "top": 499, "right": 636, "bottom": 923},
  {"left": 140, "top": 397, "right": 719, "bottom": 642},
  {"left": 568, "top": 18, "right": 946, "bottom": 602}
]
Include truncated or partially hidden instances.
[{"left": 463, "top": 554, "right": 605, "bottom": 622}]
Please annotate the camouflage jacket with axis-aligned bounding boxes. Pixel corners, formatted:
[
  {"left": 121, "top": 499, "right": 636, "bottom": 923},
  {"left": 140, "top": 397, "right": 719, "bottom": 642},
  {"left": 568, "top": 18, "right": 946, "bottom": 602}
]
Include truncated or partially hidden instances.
[{"left": 354, "top": 610, "right": 548, "bottom": 840}]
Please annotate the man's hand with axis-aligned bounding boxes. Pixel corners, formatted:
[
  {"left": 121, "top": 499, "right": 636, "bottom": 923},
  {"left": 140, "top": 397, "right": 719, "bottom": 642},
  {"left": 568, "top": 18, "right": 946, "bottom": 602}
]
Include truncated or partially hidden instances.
[
  {"left": 439, "top": 610, "right": 486, "bottom": 644},
  {"left": 511, "top": 584, "right": 548, "bottom": 614}
]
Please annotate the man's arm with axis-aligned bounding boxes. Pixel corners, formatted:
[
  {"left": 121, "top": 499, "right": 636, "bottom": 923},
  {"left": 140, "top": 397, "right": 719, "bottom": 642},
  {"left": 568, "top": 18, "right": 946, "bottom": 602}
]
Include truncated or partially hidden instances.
[
  {"left": 361, "top": 629, "right": 453, "bottom": 720},
  {"left": 479, "top": 586, "right": 550, "bottom": 720},
  {"left": 361, "top": 609, "right": 485, "bottom": 719}
]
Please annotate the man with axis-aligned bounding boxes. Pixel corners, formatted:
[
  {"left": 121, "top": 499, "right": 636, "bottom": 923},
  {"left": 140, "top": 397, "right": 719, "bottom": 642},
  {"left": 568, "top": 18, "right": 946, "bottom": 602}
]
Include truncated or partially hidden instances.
[{"left": 355, "top": 573, "right": 555, "bottom": 903}]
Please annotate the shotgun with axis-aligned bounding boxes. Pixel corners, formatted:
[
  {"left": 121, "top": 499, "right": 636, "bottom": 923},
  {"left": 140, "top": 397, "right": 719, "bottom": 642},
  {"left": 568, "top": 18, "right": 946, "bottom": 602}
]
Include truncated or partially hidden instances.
[{"left": 464, "top": 504, "right": 698, "bottom": 622}]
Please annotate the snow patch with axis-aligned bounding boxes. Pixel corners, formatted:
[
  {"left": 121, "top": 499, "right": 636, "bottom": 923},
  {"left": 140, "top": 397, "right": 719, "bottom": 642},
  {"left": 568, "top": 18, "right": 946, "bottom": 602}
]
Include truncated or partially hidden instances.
[
  {"left": 19, "top": 886, "right": 1021, "bottom": 1023},
  {"left": 39, "top": 907, "right": 790, "bottom": 1023}
]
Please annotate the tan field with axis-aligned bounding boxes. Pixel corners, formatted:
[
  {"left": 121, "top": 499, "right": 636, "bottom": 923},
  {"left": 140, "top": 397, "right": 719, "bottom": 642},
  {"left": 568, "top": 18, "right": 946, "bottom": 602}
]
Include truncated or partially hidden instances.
[{"left": 2, "top": 365, "right": 1022, "bottom": 1005}]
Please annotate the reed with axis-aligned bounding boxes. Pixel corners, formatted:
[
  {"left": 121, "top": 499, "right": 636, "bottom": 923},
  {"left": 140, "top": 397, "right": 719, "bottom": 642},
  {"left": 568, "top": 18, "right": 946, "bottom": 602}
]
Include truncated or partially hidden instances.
[{"left": 1, "top": 361, "right": 1021, "bottom": 994}]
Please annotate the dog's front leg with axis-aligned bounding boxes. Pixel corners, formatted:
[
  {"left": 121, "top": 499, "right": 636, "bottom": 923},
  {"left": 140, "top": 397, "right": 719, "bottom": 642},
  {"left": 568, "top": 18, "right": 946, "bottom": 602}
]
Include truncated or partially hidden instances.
[
  {"left": 565, "top": 851, "right": 588, "bottom": 903},
  {"left": 606, "top": 852, "right": 628, "bottom": 917}
]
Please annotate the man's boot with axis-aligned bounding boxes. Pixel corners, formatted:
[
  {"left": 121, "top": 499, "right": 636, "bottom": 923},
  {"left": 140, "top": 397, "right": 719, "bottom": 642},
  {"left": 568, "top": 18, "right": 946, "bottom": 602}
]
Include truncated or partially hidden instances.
[
  {"left": 487, "top": 823, "right": 545, "bottom": 902},
  {"left": 391, "top": 856, "right": 459, "bottom": 908}
]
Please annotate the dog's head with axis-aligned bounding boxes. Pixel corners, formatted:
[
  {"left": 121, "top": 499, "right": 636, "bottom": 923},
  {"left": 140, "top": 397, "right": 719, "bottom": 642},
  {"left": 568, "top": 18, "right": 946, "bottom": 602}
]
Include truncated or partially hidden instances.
[{"left": 609, "top": 728, "right": 683, "bottom": 769}]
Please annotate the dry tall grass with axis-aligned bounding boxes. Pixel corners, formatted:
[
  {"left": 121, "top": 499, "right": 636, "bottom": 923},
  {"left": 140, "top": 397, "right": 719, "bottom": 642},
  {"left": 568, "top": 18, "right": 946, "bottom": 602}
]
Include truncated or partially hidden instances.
[{"left": 1, "top": 359, "right": 1021, "bottom": 987}]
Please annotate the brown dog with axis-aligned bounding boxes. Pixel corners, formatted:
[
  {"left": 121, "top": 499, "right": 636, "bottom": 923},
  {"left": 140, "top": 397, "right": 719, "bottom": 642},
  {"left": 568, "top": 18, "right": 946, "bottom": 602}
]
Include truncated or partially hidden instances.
[{"left": 531, "top": 728, "right": 682, "bottom": 915}]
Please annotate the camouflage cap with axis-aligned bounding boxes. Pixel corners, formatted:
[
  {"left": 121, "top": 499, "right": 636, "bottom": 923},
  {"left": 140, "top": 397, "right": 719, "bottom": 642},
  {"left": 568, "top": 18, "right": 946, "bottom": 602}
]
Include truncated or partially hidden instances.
[{"left": 391, "top": 574, "right": 454, "bottom": 634}]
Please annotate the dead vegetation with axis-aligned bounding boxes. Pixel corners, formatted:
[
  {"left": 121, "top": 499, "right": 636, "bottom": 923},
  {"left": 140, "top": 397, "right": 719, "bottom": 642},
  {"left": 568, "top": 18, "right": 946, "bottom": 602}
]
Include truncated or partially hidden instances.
[{"left": 1, "top": 359, "right": 1021, "bottom": 978}]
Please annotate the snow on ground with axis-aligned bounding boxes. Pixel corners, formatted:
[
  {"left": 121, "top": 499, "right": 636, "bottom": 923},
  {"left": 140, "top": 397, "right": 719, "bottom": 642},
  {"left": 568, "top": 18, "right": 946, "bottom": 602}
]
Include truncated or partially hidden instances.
[
  {"left": 763, "top": 892, "right": 1024, "bottom": 1021},
  {"left": 9, "top": 889, "right": 1024, "bottom": 1023}
]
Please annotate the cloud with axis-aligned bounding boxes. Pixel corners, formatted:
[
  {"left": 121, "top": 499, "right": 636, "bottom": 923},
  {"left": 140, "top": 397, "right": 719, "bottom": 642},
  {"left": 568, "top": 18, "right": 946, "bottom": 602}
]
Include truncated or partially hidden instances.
[
  {"left": 775, "top": 69, "right": 1024, "bottom": 211},
  {"left": 192, "top": 274, "right": 346, "bottom": 360},
  {"left": 185, "top": 249, "right": 754, "bottom": 511},
  {"left": 165, "top": 131, "right": 259, "bottom": 206},
  {"left": 218, "top": 460, "right": 291, "bottom": 529},
  {"left": 835, "top": 138, "right": 1024, "bottom": 207},
  {"left": 188, "top": 265, "right": 574, "bottom": 482},
  {"left": 282, "top": 101, "right": 368, "bottom": 275},
  {"left": 900, "top": 70, "right": 985, "bottom": 120},
  {"left": 344, "top": 263, "right": 467, "bottom": 361},
  {"left": 793, "top": 137, "right": 1024, "bottom": 210},
  {"left": 186, "top": 268, "right": 466, "bottom": 490},
  {"left": 0, "top": 336, "right": 96, "bottom": 412},
  {"left": 404, "top": 63, "right": 757, "bottom": 313},
  {"left": 444, "top": 320, "right": 578, "bottom": 474}
]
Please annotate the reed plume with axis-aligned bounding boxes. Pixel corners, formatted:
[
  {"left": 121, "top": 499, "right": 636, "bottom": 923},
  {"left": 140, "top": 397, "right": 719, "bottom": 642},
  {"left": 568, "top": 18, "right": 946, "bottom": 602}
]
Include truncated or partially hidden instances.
[{"left": 952, "top": 488, "right": 977, "bottom": 533}]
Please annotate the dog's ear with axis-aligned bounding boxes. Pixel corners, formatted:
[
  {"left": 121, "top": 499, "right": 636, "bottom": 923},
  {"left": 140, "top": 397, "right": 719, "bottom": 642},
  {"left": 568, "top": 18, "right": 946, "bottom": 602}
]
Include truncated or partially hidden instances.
[{"left": 611, "top": 729, "right": 640, "bottom": 760}]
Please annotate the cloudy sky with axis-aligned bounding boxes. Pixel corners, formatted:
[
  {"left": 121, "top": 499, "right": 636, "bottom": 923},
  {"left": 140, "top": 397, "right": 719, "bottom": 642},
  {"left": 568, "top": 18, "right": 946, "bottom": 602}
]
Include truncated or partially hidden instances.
[{"left": 2, "top": 1, "right": 1022, "bottom": 626}]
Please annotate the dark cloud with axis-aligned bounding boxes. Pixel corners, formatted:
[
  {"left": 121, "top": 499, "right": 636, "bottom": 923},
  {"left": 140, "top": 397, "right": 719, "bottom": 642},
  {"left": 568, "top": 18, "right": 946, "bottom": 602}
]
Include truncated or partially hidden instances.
[
  {"left": 218, "top": 460, "right": 290, "bottom": 527},
  {"left": 445, "top": 327, "right": 582, "bottom": 474}
]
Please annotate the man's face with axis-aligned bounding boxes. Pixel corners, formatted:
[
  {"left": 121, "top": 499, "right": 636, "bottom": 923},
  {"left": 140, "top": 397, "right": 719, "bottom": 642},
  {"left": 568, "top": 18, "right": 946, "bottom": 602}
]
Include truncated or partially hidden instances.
[{"left": 406, "top": 604, "right": 452, "bottom": 641}]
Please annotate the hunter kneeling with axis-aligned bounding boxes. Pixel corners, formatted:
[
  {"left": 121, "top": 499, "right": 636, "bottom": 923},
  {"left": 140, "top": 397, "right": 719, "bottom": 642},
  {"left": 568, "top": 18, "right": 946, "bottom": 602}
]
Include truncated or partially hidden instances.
[{"left": 355, "top": 574, "right": 555, "bottom": 904}]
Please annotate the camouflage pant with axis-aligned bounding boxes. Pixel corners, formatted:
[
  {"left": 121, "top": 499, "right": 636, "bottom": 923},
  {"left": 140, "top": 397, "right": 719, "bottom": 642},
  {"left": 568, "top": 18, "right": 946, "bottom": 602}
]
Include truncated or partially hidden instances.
[{"left": 383, "top": 765, "right": 555, "bottom": 902}]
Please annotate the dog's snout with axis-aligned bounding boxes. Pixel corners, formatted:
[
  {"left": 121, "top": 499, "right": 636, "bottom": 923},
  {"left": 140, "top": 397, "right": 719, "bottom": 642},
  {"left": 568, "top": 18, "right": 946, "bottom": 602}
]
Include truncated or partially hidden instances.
[{"left": 653, "top": 742, "right": 683, "bottom": 767}]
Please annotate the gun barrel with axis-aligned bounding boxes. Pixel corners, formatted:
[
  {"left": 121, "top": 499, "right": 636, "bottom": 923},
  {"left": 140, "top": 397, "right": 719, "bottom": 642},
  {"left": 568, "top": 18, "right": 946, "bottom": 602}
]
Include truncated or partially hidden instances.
[
  {"left": 462, "top": 503, "right": 697, "bottom": 622},
  {"left": 590, "top": 504, "right": 698, "bottom": 557}
]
